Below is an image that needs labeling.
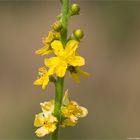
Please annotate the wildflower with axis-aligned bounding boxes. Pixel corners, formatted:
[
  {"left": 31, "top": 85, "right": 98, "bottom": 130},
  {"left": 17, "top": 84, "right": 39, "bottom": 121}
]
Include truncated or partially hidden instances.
[
  {"left": 33, "top": 66, "right": 51, "bottom": 89},
  {"left": 44, "top": 40, "right": 85, "bottom": 77},
  {"left": 35, "top": 31, "right": 60, "bottom": 55},
  {"left": 68, "top": 66, "right": 89, "bottom": 83},
  {"left": 61, "top": 90, "right": 88, "bottom": 127},
  {"left": 34, "top": 100, "right": 57, "bottom": 137},
  {"left": 34, "top": 113, "right": 58, "bottom": 137},
  {"left": 43, "top": 31, "right": 60, "bottom": 44}
]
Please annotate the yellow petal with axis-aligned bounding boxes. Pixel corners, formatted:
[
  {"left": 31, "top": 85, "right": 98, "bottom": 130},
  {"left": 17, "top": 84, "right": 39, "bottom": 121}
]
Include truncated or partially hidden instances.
[
  {"left": 79, "top": 106, "right": 88, "bottom": 117},
  {"left": 51, "top": 40, "right": 64, "bottom": 56},
  {"left": 34, "top": 113, "right": 45, "bottom": 127},
  {"left": 49, "top": 115, "right": 58, "bottom": 123},
  {"left": 34, "top": 77, "right": 43, "bottom": 85},
  {"left": 42, "top": 75, "right": 49, "bottom": 89},
  {"left": 69, "top": 56, "right": 85, "bottom": 66},
  {"left": 61, "top": 118, "right": 77, "bottom": 127},
  {"left": 44, "top": 57, "right": 59, "bottom": 68},
  {"left": 38, "top": 66, "right": 47, "bottom": 74},
  {"left": 55, "top": 61, "right": 67, "bottom": 77},
  {"left": 35, "top": 115, "right": 57, "bottom": 137},
  {"left": 35, "top": 45, "right": 51, "bottom": 55},
  {"left": 65, "top": 40, "right": 78, "bottom": 53},
  {"left": 42, "top": 31, "right": 54, "bottom": 44},
  {"left": 40, "top": 100, "right": 54, "bottom": 116},
  {"left": 69, "top": 115, "right": 78, "bottom": 122},
  {"left": 76, "top": 67, "right": 90, "bottom": 76},
  {"left": 69, "top": 72, "right": 80, "bottom": 83},
  {"left": 35, "top": 125, "right": 49, "bottom": 137}
]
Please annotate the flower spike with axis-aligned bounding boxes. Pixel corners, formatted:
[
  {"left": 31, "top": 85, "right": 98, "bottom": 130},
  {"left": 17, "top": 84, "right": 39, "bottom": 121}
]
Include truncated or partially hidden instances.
[{"left": 33, "top": 0, "right": 89, "bottom": 139}]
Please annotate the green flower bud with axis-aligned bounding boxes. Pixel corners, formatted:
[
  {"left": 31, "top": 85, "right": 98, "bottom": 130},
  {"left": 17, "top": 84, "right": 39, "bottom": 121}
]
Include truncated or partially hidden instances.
[
  {"left": 70, "top": 3, "right": 80, "bottom": 15},
  {"left": 52, "top": 21, "right": 62, "bottom": 31},
  {"left": 73, "top": 29, "right": 84, "bottom": 40}
]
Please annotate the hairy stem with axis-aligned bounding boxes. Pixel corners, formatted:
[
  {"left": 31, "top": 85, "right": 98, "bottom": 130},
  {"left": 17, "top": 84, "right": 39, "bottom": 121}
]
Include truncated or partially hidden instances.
[{"left": 51, "top": 0, "right": 69, "bottom": 140}]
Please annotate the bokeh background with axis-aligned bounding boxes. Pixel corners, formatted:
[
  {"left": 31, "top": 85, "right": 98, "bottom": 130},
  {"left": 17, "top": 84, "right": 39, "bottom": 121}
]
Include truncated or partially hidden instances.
[{"left": 0, "top": 0, "right": 140, "bottom": 139}]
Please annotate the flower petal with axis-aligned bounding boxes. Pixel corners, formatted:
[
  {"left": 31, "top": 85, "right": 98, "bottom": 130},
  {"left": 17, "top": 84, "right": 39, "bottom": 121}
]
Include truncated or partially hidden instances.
[
  {"left": 69, "top": 72, "right": 80, "bottom": 83},
  {"left": 35, "top": 125, "right": 50, "bottom": 137},
  {"left": 76, "top": 67, "right": 90, "bottom": 76},
  {"left": 61, "top": 118, "right": 77, "bottom": 127},
  {"left": 55, "top": 61, "right": 67, "bottom": 77},
  {"left": 40, "top": 100, "right": 54, "bottom": 116},
  {"left": 65, "top": 40, "right": 78, "bottom": 52},
  {"left": 35, "top": 45, "right": 51, "bottom": 55},
  {"left": 34, "top": 113, "right": 45, "bottom": 127},
  {"left": 44, "top": 57, "right": 59, "bottom": 68},
  {"left": 42, "top": 31, "right": 54, "bottom": 44},
  {"left": 79, "top": 106, "right": 88, "bottom": 117},
  {"left": 69, "top": 56, "right": 85, "bottom": 66},
  {"left": 65, "top": 40, "right": 78, "bottom": 57},
  {"left": 42, "top": 74, "right": 49, "bottom": 89},
  {"left": 34, "top": 77, "right": 43, "bottom": 85},
  {"left": 51, "top": 40, "right": 64, "bottom": 56}
]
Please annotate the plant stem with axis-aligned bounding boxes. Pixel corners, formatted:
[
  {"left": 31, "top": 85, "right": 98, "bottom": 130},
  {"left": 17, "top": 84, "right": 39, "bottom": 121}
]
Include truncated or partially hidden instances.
[
  {"left": 51, "top": 0, "right": 69, "bottom": 140},
  {"left": 51, "top": 77, "right": 64, "bottom": 140},
  {"left": 60, "top": 0, "right": 69, "bottom": 46}
]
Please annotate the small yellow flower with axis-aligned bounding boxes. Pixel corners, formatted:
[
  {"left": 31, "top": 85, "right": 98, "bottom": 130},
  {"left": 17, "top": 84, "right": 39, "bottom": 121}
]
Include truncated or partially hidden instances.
[
  {"left": 44, "top": 40, "right": 85, "bottom": 77},
  {"left": 61, "top": 90, "right": 88, "bottom": 127},
  {"left": 69, "top": 66, "right": 89, "bottom": 83},
  {"left": 43, "top": 31, "right": 60, "bottom": 44},
  {"left": 35, "top": 31, "right": 60, "bottom": 56},
  {"left": 34, "top": 66, "right": 51, "bottom": 89},
  {"left": 34, "top": 113, "right": 58, "bottom": 137},
  {"left": 34, "top": 101, "right": 58, "bottom": 137}
]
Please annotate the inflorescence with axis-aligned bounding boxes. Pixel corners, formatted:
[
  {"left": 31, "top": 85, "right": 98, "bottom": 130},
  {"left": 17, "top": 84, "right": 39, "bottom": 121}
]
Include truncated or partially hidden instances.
[{"left": 33, "top": 2, "right": 89, "bottom": 137}]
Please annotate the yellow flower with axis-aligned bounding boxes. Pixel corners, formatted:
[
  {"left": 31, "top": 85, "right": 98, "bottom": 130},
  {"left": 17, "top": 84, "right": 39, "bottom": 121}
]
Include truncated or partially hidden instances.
[
  {"left": 43, "top": 31, "right": 60, "bottom": 44},
  {"left": 44, "top": 40, "right": 85, "bottom": 77},
  {"left": 34, "top": 66, "right": 51, "bottom": 89},
  {"left": 69, "top": 66, "right": 89, "bottom": 83},
  {"left": 61, "top": 90, "right": 88, "bottom": 127},
  {"left": 35, "top": 31, "right": 60, "bottom": 56},
  {"left": 34, "top": 113, "right": 58, "bottom": 137},
  {"left": 34, "top": 101, "right": 58, "bottom": 137}
]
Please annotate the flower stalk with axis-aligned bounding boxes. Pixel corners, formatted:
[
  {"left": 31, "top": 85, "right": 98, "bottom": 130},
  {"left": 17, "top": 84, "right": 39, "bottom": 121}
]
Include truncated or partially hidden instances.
[
  {"left": 51, "top": 0, "right": 69, "bottom": 140},
  {"left": 51, "top": 77, "right": 64, "bottom": 140},
  {"left": 33, "top": 0, "right": 89, "bottom": 139}
]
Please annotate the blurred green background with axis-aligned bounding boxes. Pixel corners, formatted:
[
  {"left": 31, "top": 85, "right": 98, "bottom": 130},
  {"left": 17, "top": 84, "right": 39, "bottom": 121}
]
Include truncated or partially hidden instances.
[{"left": 0, "top": 0, "right": 140, "bottom": 139}]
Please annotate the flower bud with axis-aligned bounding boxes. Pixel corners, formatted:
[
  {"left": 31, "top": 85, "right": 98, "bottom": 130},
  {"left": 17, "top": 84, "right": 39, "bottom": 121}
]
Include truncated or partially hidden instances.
[
  {"left": 73, "top": 29, "right": 84, "bottom": 40},
  {"left": 52, "top": 21, "right": 62, "bottom": 31},
  {"left": 70, "top": 3, "right": 80, "bottom": 15}
]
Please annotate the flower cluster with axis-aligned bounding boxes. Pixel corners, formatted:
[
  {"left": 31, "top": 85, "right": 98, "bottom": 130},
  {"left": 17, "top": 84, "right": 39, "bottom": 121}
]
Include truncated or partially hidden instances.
[
  {"left": 34, "top": 13, "right": 89, "bottom": 89},
  {"left": 34, "top": 90, "right": 88, "bottom": 137}
]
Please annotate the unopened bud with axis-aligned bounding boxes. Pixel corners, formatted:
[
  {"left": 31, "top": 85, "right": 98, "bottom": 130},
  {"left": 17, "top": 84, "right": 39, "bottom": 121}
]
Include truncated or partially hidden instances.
[
  {"left": 52, "top": 21, "right": 62, "bottom": 31},
  {"left": 70, "top": 3, "right": 80, "bottom": 15},
  {"left": 73, "top": 29, "right": 84, "bottom": 40}
]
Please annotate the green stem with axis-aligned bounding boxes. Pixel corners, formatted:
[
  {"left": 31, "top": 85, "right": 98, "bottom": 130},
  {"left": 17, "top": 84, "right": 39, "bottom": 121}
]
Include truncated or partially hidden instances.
[
  {"left": 51, "top": 77, "right": 64, "bottom": 140},
  {"left": 51, "top": 0, "right": 69, "bottom": 140},
  {"left": 61, "top": 0, "right": 69, "bottom": 46}
]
